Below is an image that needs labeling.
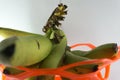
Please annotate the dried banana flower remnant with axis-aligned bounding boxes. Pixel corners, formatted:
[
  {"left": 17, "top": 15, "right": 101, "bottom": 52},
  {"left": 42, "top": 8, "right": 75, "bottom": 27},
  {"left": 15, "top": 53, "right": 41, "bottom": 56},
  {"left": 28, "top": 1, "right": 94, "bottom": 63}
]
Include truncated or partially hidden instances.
[{"left": 43, "top": 3, "right": 68, "bottom": 33}]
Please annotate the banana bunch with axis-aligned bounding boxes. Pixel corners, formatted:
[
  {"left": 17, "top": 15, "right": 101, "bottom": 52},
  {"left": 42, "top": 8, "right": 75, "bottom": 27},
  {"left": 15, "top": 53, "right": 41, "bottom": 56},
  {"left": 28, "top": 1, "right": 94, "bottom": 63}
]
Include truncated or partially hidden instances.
[
  {"left": 62, "top": 43, "right": 118, "bottom": 74},
  {"left": 0, "top": 3, "right": 118, "bottom": 80},
  {"left": 1, "top": 3, "right": 67, "bottom": 80}
]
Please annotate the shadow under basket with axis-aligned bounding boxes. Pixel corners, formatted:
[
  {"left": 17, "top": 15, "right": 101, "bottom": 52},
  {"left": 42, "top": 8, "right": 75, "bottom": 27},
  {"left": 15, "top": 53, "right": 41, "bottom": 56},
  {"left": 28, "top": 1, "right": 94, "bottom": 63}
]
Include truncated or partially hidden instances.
[{"left": 0, "top": 43, "right": 120, "bottom": 80}]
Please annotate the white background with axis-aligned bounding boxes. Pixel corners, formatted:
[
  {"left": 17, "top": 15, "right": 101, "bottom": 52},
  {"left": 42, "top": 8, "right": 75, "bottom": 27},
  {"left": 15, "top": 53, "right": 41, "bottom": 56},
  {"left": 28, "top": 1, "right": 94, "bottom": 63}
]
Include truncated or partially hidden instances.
[{"left": 0, "top": 0, "right": 120, "bottom": 80}]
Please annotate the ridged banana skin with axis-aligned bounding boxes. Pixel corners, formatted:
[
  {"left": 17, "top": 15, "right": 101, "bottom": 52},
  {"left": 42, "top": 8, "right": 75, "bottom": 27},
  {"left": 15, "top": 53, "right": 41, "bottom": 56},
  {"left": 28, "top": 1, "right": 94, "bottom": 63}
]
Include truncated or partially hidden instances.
[{"left": 0, "top": 35, "right": 53, "bottom": 66}]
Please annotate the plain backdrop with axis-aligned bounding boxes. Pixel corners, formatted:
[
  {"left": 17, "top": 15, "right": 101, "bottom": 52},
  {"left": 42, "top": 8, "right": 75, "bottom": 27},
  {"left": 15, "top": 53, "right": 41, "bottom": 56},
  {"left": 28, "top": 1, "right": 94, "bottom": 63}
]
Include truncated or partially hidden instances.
[{"left": 0, "top": 0, "right": 120, "bottom": 80}]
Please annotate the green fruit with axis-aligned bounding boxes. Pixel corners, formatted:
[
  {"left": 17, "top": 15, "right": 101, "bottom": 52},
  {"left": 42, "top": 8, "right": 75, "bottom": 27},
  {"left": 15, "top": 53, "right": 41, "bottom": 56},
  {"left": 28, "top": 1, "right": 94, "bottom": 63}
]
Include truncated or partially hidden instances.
[
  {"left": 3, "top": 67, "right": 23, "bottom": 75},
  {"left": 84, "top": 43, "right": 118, "bottom": 59},
  {"left": 64, "top": 51, "right": 89, "bottom": 64},
  {"left": 63, "top": 51, "right": 98, "bottom": 74},
  {"left": 25, "top": 77, "right": 38, "bottom": 80},
  {"left": 71, "top": 50, "right": 88, "bottom": 56},
  {"left": 0, "top": 35, "right": 53, "bottom": 66},
  {"left": 0, "top": 27, "right": 38, "bottom": 39},
  {"left": 71, "top": 43, "right": 118, "bottom": 59},
  {"left": 39, "top": 30, "right": 67, "bottom": 68}
]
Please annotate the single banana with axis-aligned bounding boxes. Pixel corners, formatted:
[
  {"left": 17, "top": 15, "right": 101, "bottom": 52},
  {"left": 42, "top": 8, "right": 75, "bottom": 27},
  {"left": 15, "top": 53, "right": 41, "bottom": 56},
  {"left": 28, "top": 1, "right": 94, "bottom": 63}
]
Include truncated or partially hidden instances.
[
  {"left": 3, "top": 67, "right": 23, "bottom": 75},
  {"left": 37, "top": 31, "right": 67, "bottom": 80},
  {"left": 64, "top": 51, "right": 90, "bottom": 64},
  {"left": 71, "top": 50, "right": 89, "bottom": 56},
  {"left": 85, "top": 43, "right": 118, "bottom": 59},
  {"left": 39, "top": 30, "right": 67, "bottom": 68},
  {"left": 72, "top": 43, "right": 118, "bottom": 59},
  {"left": 63, "top": 51, "right": 98, "bottom": 74},
  {"left": 0, "top": 35, "right": 52, "bottom": 66},
  {"left": 0, "top": 28, "right": 51, "bottom": 79},
  {"left": 0, "top": 27, "right": 39, "bottom": 40}
]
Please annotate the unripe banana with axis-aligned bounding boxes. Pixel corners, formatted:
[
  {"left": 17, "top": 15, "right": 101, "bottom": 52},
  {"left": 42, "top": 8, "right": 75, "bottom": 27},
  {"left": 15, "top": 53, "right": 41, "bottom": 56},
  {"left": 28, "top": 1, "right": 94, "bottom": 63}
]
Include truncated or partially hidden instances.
[
  {"left": 72, "top": 43, "right": 118, "bottom": 59},
  {"left": 64, "top": 51, "right": 89, "bottom": 64},
  {"left": 85, "top": 43, "right": 118, "bottom": 59},
  {"left": 63, "top": 51, "right": 98, "bottom": 74},
  {"left": 71, "top": 50, "right": 88, "bottom": 56},
  {"left": 0, "top": 35, "right": 53, "bottom": 66},
  {"left": 3, "top": 66, "right": 40, "bottom": 80},
  {"left": 1, "top": 2, "right": 68, "bottom": 80},
  {"left": 36, "top": 30, "right": 67, "bottom": 80},
  {"left": 0, "top": 28, "right": 51, "bottom": 79},
  {"left": 0, "top": 27, "right": 37, "bottom": 38},
  {"left": 3, "top": 67, "right": 23, "bottom": 75},
  {"left": 37, "top": 2, "right": 68, "bottom": 69},
  {"left": 25, "top": 77, "right": 38, "bottom": 80},
  {"left": 39, "top": 30, "right": 67, "bottom": 68}
]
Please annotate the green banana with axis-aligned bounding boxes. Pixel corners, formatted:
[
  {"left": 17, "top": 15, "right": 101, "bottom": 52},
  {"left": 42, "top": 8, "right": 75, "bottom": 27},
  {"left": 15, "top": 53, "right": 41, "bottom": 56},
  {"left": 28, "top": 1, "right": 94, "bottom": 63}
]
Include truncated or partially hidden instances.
[
  {"left": 35, "top": 3, "right": 68, "bottom": 80},
  {"left": 38, "top": 3, "right": 68, "bottom": 68},
  {"left": 36, "top": 29, "right": 67, "bottom": 80},
  {"left": 71, "top": 50, "right": 89, "bottom": 56},
  {"left": 63, "top": 51, "right": 98, "bottom": 74},
  {"left": 39, "top": 31, "right": 67, "bottom": 68},
  {"left": 72, "top": 43, "right": 118, "bottom": 59},
  {"left": 63, "top": 43, "right": 118, "bottom": 75},
  {"left": 0, "top": 28, "right": 47, "bottom": 80},
  {"left": 64, "top": 51, "right": 90, "bottom": 64},
  {"left": 85, "top": 43, "right": 118, "bottom": 59},
  {"left": 0, "top": 35, "right": 52, "bottom": 66},
  {"left": 2, "top": 3, "right": 68, "bottom": 80},
  {"left": 3, "top": 67, "right": 23, "bottom": 75},
  {"left": 0, "top": 27, "right": 38, "bottom": 39}
]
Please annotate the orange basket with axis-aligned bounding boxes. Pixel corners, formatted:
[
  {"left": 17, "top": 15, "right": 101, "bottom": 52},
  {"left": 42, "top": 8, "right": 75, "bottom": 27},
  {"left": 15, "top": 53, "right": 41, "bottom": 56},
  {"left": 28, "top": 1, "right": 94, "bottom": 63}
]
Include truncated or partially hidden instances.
[{"left": 0, "top": 43, "right": 120, "bottom": 80}]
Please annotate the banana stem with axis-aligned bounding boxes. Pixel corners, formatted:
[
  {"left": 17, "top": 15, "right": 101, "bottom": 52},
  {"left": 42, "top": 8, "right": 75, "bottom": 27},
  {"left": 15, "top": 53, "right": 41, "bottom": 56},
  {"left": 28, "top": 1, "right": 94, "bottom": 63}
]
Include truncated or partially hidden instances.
[{"left": 43, "top": 3, "right": 67, "bottom": 44}]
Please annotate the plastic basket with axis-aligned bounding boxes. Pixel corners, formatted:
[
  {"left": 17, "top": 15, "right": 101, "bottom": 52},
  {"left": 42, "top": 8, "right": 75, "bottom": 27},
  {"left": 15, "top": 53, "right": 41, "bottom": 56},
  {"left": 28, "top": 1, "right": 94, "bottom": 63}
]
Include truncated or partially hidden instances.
[{"left": 0, "top": 43, "right": 120, "bottom": 80}]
